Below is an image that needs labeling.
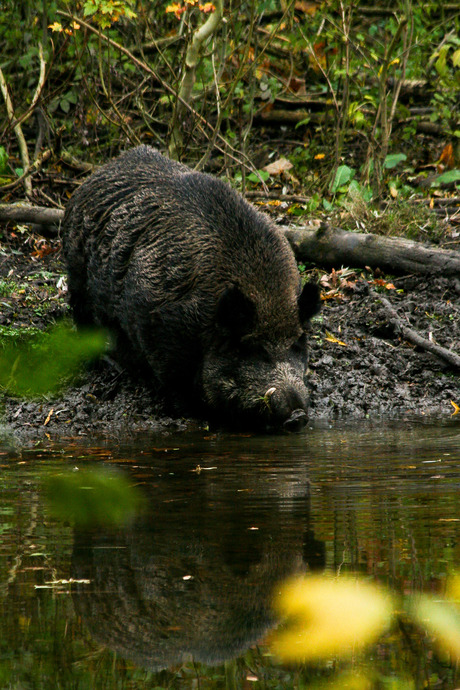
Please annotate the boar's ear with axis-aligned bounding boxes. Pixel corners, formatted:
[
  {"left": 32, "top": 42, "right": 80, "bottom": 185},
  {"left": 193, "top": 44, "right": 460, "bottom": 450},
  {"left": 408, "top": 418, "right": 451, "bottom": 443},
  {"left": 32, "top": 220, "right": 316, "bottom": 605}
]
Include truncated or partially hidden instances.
[
  {"left": 298, "top": 281, "right": 321, "bottom": 325},
  {"left": 215, "top": 285, "right": 256, "bottom": 338}
]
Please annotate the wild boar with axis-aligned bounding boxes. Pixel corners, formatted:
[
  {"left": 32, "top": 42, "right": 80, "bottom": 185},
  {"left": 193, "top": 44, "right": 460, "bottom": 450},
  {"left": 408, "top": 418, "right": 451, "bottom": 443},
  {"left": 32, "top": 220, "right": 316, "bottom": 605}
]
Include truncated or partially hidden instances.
[{"left": 62, "top": 145, "right": 320, "bottom": 429}]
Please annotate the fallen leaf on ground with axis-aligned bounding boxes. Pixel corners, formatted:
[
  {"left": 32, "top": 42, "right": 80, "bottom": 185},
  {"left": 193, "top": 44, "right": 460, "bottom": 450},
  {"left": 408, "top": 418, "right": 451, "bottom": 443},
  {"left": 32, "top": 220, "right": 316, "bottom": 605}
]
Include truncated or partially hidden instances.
[
  {"left": 263, "top": 158, "right": 293, "bottom": 175},
  {"left": 325, "top": 331, "right": 347, "bottom": 346}
]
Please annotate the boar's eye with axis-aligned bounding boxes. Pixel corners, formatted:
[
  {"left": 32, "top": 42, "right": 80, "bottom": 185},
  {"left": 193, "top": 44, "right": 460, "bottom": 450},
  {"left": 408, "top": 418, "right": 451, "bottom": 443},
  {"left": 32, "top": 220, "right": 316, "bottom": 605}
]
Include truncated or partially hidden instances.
[
  {"left": 298, "top": 281, "right": 321, "bottom": 325},
  {"left": 215, "top": 285, "right": 256, "bottom": 339},
  {"left": 237, "top": 337, "right": 271, "bottom": 363}
]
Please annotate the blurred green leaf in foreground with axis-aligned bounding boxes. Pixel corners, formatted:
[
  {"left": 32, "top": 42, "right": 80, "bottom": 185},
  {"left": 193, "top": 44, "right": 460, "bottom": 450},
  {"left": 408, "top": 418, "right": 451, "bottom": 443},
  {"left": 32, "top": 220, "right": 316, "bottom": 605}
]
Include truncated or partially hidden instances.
[{"left": 0, "top": 321, "right": 107, "bottom": 396}]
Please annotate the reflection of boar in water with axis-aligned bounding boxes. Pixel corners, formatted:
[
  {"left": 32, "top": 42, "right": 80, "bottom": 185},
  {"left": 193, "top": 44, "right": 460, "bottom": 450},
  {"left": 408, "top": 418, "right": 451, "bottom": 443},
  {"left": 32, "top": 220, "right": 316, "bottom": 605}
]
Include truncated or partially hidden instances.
[
  {"left": 63, "top": 146, "right": 320, "bottom": 429},
  {"left": 71, "top": 455, "right": 325, "bottom": 670}
]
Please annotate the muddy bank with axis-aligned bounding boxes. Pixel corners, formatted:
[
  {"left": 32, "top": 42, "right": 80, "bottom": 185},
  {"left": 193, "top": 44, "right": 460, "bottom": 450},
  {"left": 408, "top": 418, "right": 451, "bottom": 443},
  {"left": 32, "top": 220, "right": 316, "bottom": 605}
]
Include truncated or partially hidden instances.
[{"left": 0, "top": 230, "right": 459, "bottom": 446}]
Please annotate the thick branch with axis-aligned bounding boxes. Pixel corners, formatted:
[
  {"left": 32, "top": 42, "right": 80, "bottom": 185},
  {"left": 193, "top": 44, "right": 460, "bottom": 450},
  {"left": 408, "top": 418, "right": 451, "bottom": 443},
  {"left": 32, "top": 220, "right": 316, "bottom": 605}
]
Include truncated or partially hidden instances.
[
  {"left": 372, "top": 290, "right": 460, "bottom": 370},
  {"left": 0, "top": 203, "right": 63, "bottom": 227},
  {"left": 282, "top": 223, "right": 460, "bottom": 277}
]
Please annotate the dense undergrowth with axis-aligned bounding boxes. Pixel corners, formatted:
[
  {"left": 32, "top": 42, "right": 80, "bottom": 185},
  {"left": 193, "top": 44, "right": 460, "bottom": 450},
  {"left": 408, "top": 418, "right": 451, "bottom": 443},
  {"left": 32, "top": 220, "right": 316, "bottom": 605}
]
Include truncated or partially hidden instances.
[{"left": 0, "top": 0, "right": 459, "bottom": 238}]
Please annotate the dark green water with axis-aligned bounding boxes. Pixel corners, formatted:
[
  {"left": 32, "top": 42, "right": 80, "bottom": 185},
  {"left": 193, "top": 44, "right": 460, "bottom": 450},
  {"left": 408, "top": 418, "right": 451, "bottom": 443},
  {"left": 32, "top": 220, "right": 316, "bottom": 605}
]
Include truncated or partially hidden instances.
[{"left": 1, "top": 417, "right": 459, "bottom": 689}]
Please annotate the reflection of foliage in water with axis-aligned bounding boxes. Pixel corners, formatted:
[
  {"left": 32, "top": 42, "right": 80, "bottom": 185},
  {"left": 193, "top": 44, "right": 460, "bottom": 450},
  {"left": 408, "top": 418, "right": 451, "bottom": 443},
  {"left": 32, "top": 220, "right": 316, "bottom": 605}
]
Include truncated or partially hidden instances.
[{"left": 44, "top": 468, "right": 143, "bottom": 527}]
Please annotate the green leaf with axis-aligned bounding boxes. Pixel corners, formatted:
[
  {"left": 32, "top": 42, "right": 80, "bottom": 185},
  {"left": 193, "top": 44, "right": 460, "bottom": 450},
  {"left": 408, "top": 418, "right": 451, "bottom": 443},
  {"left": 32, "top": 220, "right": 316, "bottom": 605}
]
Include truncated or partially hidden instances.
[
  {"left": 0, "top": 146, "right": 9, "bottom": 174},
  {"left": 287, "top": 205, "right": 308, "bottom": 217},
  {"left": 247, "top": 170, "right": 270, "bottom": 184},
  {"left": 431, "top": 169, "right": 460, "bottom": 186},
  {"left": 83, "top": 0, "right": 97, "bottom": 16},
  {"left": 295, "top": 116, "right": 311, "bottom": 129},
  {"left": 330, "top": 165, "right": 354, "bottom": 194},
  {"left": 384, "top": 153, "right": 407, "bottom": 169},
  {"left": 434, "top": 46, "right": 449, "bottom": 79}
]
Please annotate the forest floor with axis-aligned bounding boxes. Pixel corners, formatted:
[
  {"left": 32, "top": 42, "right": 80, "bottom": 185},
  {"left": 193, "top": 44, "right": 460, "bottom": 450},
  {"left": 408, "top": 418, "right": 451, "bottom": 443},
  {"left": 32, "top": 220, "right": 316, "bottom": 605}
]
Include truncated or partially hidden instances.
[{"left": 1, "top": 214, "right": 459, "bottom": 447}]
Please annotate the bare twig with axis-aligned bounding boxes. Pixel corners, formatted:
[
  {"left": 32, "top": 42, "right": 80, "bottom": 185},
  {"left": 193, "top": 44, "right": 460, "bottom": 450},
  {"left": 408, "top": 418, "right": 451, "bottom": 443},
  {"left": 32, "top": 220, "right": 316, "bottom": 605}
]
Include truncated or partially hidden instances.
[
  {"left": 56, "top": 10, "right": 257, "bottom": 173},
  {"left": 334, "top": 0, "right": 352, "bottom": 174},
  {"left": 169, "top": 0, "right": 224, "bottom": 159},
  {"left": 0, "top": 42, "right": 48, "bottom": 197},
  {"left": 363, "top": 7, "right": 410, "bottom": 195},
  {"left": 6, "top": 43, "right": 47, "bottom": 134},
  {"left": 0, "top": 149, "right": 51, "bottom": 192},
  {"left": 96, "top": 32, "right": 141, "bottom": 145},
  {"left": 371, "top": 290, "right": 460, "bottom": 370},
  {"left": 0, "top": 68, "right": 32, "bottom": 196}
]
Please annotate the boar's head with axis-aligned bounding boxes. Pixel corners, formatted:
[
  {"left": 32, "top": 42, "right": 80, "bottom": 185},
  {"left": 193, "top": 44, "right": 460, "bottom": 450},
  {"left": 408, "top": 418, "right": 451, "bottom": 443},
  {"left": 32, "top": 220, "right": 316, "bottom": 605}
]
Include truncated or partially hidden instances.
[{"left": 201, "top": 281, "right": 320, "bottom": 431}]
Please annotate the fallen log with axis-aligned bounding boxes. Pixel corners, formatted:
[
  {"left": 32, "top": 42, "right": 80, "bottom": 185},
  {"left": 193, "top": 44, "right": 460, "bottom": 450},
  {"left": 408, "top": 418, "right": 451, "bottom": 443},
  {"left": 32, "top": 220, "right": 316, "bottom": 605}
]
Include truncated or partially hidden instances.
[
  {"left": 0, "top": 203, "right": 63, "bottom": 228},
  {"left": 281, "top": 223, "right": 460, "bottom": 277},
  {"left": 1, "top": 204, "right": 459, "bottom": 277}
]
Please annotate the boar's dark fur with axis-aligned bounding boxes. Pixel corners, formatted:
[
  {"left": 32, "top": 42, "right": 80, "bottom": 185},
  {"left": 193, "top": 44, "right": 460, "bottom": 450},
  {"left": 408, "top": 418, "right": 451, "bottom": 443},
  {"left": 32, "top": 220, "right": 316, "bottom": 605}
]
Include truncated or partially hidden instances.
[{"left": 63, "top": 146, "right": 320, "bottom": 429}]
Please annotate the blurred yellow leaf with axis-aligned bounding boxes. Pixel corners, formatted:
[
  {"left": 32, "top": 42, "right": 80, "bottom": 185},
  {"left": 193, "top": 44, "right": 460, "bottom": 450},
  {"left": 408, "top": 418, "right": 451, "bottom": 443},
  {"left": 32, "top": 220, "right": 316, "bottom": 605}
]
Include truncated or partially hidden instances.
[
  {"left": 295, "top": 1, "right": 318, "bottom": 15},
  {"left": 447, "top": 573, "right": 460, "bottom": 601},
  {"left": 48, "top": 21, "right": 63, "bottom": 32},
  {"left": 272, "top": 575, "right": 393, "bottom": 661}
]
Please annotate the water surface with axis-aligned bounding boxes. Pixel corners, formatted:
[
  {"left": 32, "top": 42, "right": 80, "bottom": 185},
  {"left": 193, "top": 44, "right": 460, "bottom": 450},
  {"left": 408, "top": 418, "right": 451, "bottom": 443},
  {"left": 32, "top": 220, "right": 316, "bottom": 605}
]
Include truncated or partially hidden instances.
[{"left": 1, "top": 417, "right": 459, "bottom": 688}]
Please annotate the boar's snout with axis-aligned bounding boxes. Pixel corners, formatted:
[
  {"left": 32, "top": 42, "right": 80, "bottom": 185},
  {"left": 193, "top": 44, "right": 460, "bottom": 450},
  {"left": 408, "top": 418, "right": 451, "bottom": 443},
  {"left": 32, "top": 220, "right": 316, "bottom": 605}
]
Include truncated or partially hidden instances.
[
  {"left": 283, "top": 408, "right": 307, "bottom": 431},
  {"left": 266, "top": 383, "right": 308, "bottom": 431}
]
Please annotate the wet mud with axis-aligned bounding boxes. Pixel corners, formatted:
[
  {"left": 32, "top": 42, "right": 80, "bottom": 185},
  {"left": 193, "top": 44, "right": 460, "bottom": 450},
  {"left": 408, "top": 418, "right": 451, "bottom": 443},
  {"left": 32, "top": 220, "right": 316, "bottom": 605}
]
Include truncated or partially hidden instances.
[{"left": 1, "top": 232, "right": 459, "bottom": 445}]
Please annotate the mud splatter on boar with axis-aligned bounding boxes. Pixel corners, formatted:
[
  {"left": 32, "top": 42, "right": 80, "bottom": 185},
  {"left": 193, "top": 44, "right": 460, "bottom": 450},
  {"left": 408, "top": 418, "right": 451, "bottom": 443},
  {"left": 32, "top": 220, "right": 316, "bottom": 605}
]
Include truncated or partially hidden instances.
[{"left": 62, "top": 146, "right": 320, "bottom": 429}]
